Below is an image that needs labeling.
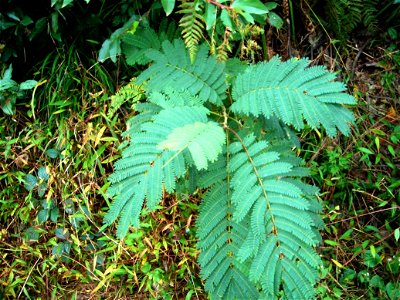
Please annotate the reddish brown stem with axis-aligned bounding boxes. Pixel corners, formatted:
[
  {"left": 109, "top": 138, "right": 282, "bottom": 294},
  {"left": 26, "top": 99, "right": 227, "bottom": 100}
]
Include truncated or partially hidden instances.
[{"left": 205, "top": 0, "right": 234, "bottom": 10}]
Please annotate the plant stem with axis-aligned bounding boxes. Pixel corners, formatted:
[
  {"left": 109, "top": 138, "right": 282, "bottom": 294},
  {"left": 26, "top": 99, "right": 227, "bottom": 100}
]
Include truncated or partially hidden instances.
[{"left": 204, "top": 0, "right": 233, "bottom": 10}]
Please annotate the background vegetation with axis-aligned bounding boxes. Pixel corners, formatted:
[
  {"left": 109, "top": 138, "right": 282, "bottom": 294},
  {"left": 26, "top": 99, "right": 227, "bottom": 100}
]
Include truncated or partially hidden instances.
[{"left": 0, "top": 0, "right": 399, "bottom": 299}]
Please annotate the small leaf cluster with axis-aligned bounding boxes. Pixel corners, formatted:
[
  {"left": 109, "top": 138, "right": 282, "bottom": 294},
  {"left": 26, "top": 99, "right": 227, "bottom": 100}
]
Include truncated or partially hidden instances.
[
  {"left": 98, "top": 0, "right": 283, "bottom": 64},
  {"left": 161, "top": 0, "right": 283, "bottom": 29},
  {"left": 24, "top": 166, "right": 49, "bottom": 197},
  {"left": 0, "top": 64, "right": 37, "bottom": 115},
  {"left": 37, "top": 199, "right": 60, "bottom": 224}
]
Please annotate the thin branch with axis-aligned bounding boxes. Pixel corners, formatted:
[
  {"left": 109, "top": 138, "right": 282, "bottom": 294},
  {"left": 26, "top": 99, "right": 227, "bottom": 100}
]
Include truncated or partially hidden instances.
[
  {"left": 223, "top": 121, "right": 280, "bottom": 239},
  {"left": 327, "top": 205, "right": 400, "bottom": 225},
  {"left": 204, "top": 0, "right": 233, "bottom": 10}
]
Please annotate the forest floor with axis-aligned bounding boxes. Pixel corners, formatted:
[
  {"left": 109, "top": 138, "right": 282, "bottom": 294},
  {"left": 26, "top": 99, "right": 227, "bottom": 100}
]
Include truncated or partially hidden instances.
[{"left": 1, "top": 25, "right": 399, "bottom": 300}]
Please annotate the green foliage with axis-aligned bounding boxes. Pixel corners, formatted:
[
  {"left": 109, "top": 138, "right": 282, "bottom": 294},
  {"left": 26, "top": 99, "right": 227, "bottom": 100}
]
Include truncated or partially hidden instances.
[
  {"left": 107, "top": 78, "right": 145, "bottom": 118},
  {"left": 231, "top": 56, "right": 355, "bottom": 136},
  {"left": 304, "top": 46, "right": 399, "bottom": 298},
  {"left": 0, "top": 64, "right": 37, "bottom": 114},
  {"left": 105, "top": 38, "right": 356, "bottom": 298},
  {"left": 136, "top": 40, "right": 227, "bottom": 105},
  {"left": 2, "top": 0, "right": 399, "bottom": 299},
  {"left": 0, "top": 0, "right": 95, "bottom": 63},
  {"left": 37, "top": 199, "right": 60, "bottom": 223},
  {"left": 177, "top": 1, "right": 206, "bottom": 60},
  {"left": 122, "top": 20, "right": 180, "bottom": 65},
  {"left": 324, "top": 0, "right": 363, "bottom": 41},
  {"left": 98, "top": 15, "right": 140, "bottom": 63},
  {"left": 104, "top": 87, "right": 226, "bottom": 238},
  {"left": 318, "top": 0, "right": 399, "bottom": 46},
  {"left": 100, "top": 0, "right": 283, "bottom": 64},
  {"left": 24, "top": 166, "right": 49, "bottom": 197}
]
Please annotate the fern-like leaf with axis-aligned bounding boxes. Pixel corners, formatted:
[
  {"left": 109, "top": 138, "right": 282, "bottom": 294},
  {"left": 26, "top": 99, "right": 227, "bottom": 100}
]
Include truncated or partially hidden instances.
[
  {"left": 105, "top": 90, "right": 221, "bottom": 238},
  {"left": 323, "top": 0, "right": 363, "bottom": 44},
  {"left": 137, "top": 39, "right": 227, "bottom": 105},
  {"left": 362, "top": 0, "right": 379, "bottom": 33},
  {"left": 122, "top": 21, "right": 179, "bottom": 66},
  {"left": 197, "top": 176, "right": 261, "bottom": 299},
  {"left": 106, "top": 39, "right": 357, "bottom": 298},
  {"left": 231, "top": 56, "right": 356, "bottom": 136},
  {"left": 107, "top": 78, "right": 144, "bottom": 118},
  {"left": 196, "top": 131, "right": 323, "bottom": 299},
  {"left": 227, "top": 133, "right": 323, "bottom": 299},
  {"left": 177, "top": 0, "right": 206, "bottom": 61}
]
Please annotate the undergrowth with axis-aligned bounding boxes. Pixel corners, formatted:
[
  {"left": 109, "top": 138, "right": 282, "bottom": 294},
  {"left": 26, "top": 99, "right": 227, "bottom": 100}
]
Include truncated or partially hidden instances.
[{"left": 0, "top": 1, "right": 399, "bottom": 299}]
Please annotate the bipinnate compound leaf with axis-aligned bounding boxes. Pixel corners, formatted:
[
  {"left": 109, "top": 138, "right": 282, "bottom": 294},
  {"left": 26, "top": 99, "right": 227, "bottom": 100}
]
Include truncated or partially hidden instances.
[
  {"left": 196, "top": 181, "right": 261, "bottom": 299},
  {"left": 122, "top": 21, "right": 179, "bottom": 66},
  {"left": 105, "top": 38, "right": 356, "bottom": 299},
  {"left": 123, "top": 28, "right": 162, "bottom": 66}
]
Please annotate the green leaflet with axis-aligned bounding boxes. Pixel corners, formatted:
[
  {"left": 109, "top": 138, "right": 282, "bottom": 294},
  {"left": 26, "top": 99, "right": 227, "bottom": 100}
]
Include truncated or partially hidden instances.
[{"left": 161, "top": 0, "right": 175, "bottom": 16}]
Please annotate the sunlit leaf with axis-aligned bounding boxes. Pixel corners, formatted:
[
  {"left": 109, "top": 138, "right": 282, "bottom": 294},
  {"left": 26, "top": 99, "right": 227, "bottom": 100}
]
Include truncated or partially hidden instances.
[
  {"left": 268, "top": 11, "right": 284, "bottom": 28},
  {"left": 232, "top": 0, "right": 268, "bottom": 15},
  {"left": 20, "top": 80, "right": 38, "bottom": 90},
  {"left": 204, "top": 3, "right": 217, "bottom": 29},
  {"left": 394, "top": 228, "right": 400, "bottom": 242},
  {"left": 98, "top": 39, "right": 111, "bottom": 63},
  {"left": 220, "top": 9, "right": 233, "bottom": 28},
  {"left": 161, "top": 0, "right": 175, "bottom": 16}
]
